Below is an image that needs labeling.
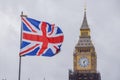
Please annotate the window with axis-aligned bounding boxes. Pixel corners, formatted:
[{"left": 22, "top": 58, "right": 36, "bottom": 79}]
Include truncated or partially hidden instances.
[
  {"left": 81, "top": 32, "right": 88, "bottom": 36},
  {"left": 79, "top": 48, "right": 90, "bottom": 52}
]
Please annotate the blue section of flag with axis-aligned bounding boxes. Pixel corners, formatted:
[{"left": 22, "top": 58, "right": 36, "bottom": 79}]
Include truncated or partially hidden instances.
[
  {"left": 25, "top": 47, "right": 40, "bottom": 56},
  {"left": 27, "top": 18, "right": 40, "bottom": 30},
  {"left": 47, "top": 23, "right": 52, "bottom": 32},
  {"left": 56, "top": 27, "right": 63, "bottom": 34},
  {"left": 22, "top": 23, "right": 31, "bottom": 32},
  {"left": 42, "top": 49, "right": 55, "bottom": 57},
  {"left": 21, "top": 41, "right": 30, "bottom": 49}
]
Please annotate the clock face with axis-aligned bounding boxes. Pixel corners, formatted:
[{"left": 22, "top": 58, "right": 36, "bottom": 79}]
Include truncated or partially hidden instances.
[{"left": 79, "top": 57, "right": 89, "bottom": 67}]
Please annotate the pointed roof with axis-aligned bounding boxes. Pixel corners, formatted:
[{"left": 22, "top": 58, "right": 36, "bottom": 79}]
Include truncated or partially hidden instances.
[{"left": 80, "top": 9, "right": 89, "bottom": 30}]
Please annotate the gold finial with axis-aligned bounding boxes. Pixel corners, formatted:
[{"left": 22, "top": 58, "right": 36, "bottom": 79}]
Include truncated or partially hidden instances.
[
  {"left": 84, "top": 0, "right": 87, "bottom": 13},
  {"left": 20, "top": 11, "right": 27, "bottom": 17}
]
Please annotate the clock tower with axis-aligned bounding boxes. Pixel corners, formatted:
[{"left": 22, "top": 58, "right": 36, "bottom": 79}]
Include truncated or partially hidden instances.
[{"left": 69, "top": 9, "right": 101, "bottom": 80}]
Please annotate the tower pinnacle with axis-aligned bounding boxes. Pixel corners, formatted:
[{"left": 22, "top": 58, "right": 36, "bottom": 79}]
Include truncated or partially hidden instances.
[
  {"left": 80, "top": 9, "right": 89, "bottom": 30},
  {"left": 79, "top": 9, "right": 90, "bottom": 38}
]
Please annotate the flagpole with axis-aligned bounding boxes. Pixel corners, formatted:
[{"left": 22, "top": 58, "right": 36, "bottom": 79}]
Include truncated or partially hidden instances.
[
  {"left": 18, "top": 12, "right": 27, "bottom": 80},
  {"left": 18, "top": 11, "right": 23, "bottom": 80},
  {"left": 18, "top": 56, "right": 22, "bottom": 80}
]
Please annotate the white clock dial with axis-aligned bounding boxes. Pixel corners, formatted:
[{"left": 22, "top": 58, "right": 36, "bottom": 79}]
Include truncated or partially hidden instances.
[{"left": 79, "top": 57, "right": 89, "bottom": 67}]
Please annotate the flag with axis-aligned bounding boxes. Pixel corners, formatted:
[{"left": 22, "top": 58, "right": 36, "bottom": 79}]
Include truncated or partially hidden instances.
[{"left": 20, "top": 17, "right": 64, "bottom": 57}]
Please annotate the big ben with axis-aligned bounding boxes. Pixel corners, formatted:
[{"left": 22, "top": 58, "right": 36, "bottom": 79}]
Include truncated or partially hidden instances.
[{"left": 69, "top": 9, "right": 101, "bottom": 80}]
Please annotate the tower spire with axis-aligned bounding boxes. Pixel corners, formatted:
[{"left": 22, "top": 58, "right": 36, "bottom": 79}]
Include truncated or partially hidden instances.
[{"left": 80, "top": 0, "right": 89, "bottom": 30}]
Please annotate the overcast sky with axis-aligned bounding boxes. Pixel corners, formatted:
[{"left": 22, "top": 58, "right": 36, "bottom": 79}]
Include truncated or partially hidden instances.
[{"left": 0, "top": 0, "right": 120, "bottom": 80}]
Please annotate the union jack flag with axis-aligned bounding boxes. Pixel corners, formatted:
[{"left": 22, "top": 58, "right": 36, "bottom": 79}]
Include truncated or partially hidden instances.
[{"left": 20, "top": 17, "right": 64, "bottom": 57}]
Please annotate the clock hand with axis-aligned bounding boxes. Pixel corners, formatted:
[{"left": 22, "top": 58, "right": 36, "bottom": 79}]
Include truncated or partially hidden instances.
[
  {"left": 83, "top": 60, "right": 85, "bottom": 64},
  {"left": 82, "top": 60, "right": 85, "bottom": 67}
]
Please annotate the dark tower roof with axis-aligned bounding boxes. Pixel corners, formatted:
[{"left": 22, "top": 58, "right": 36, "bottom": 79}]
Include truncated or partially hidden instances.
[{"left": 80, "top": 10, "right": 89, "bottom": 30}]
